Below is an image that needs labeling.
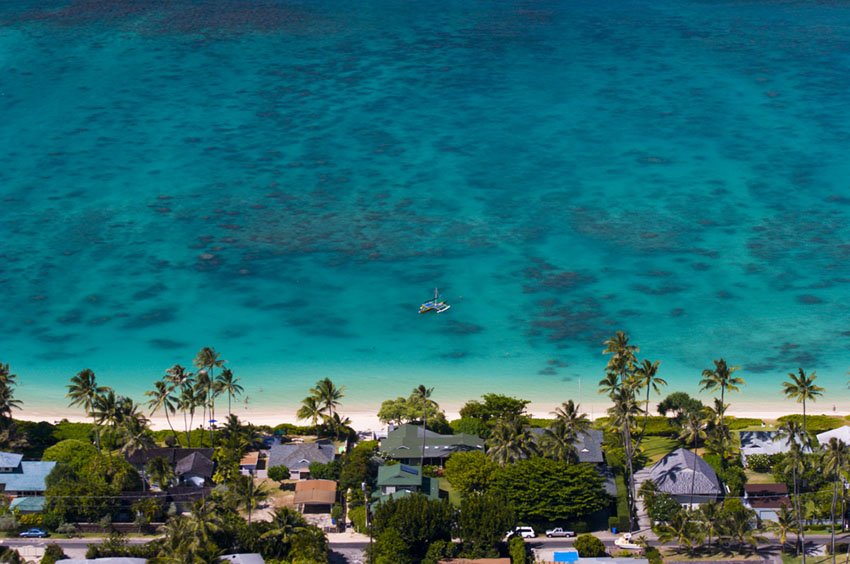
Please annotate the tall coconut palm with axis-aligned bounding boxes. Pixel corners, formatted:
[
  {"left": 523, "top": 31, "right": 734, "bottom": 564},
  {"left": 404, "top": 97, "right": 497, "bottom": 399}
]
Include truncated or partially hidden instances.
[
  {"left": 552, "top": 400, "right": 591, "bottom": 438},
  {"left": 146, "top": 380, "right": 178, "bottom": 442},
  {"left": 310, "top": 378, "right": 345, "bottom": 417},
  {"left": 678, "top": 408, "right": 707, "bottom": 510},
  {"left": 780, "top": 437, "right": 808, "bottom": 562},
  {"left": 91, "top": 388, "right": 119, "bottom": 429},
  {"left": 699, "top": 359, "right": 743, "bottom": 430},
  {"left": 0, "top": 382, "right": 21, "bottom": 421},
  {"left": 657, "top": 510, "right": 700, "bottom": 554},
  {"left": 216, "top": 367, "right": 243, "bottom": 416},
  {"left": 607, "top": 384, "right": 643, "bottom": 530},
  {"left": 234, "top": 475, "right": 270, "bottom": 524},
  {"left": 0, "top": 362, "right": 16, "bottom": 386},
  {"left": 602, "top": 331, "right": 639, "bottom": 378},
  {"left": 486, "top": 417, "right": 538, "bottom": 466},
  {"left": 193, "top": 369, "right": 212, "bottom": 441},
  {"left": 296, "top": 396, "right": 322, "bottom": 431},
  {"left": 412, "top": 384, "right": 436, "bottom": 465},
  {"left": 824, "top": 437, "right": 848, "bottom": 563},
  {"left": 782, "top": 368, "right": 824, "bottom": 436},
  {"left": 67, "top": 368, "right": 109, "bottom": 450},
  {"left": 634, "top": 359, "right": 666, "bottom": 444},
  {"left": 194, "top": 347, "right": 225, "bottom": 439},
  {"left": 177, "top": 383, "right": 198, "bottom": 447}
]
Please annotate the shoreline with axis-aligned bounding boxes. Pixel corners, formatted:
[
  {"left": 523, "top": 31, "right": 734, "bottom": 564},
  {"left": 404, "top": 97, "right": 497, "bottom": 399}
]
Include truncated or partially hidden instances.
[{"left": 13, "top": 402, "right": 842, "bottom": 434}]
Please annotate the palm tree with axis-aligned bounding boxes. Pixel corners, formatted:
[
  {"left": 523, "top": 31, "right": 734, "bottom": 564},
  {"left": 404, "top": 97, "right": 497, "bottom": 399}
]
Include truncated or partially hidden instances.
[
  {"left": 91, "top": 388, "right": 119, "bottom": 429},
  {"left": 234, "top": 475, "right": 270, "bottom": 524},
  {"left": 699, "top": 359, "right": 743, "bottom": 430},
  {"left": 119, "top": 415, "right": 154, "bottom": 457},
  {"left": 146, "top": 380, "right": 178, "bottom": 442},
  {"left": 322, "top": 412, "right": 354, "bottom": 441},
  {"left": 540, "top": 420, "right": 578, "bottom": 462},
  {"left": 486, "top": 417, "right": 538, "bottom": 466},
  {"left": 634, "top": 359, "right": 666, "bottom": 443},
  {"left": 698, "top": 501, "right": 722, "bottom": 548},
  {"left": 310, "top": 378, "right": 345, "bottom": 417},
  {"left": 0, "top": 384, "right": 21, "bottom": 421},
  {"left": 412, "top": 384, "right": 436, "bottom": 464},
  {"left": 705, "top": 398, "right": 734, "bottom": 460},
  {"left": 607, "top": 384, "right": 643, "bottom": 530},
  {"left": 296, "top": 396, "right": 322, "bottom": 431},
  {"left": 768, "top": 506, "right": 799, "bottom": 555},
  {"left": 552, "top": 400, "right": 591, "bottom": 437},
  {"left": 193, "top": 369, "right": 212, "bottom": 442},
  {"left": 824, "top": 437, "right": 848, "bottom": 563},
  {"left": 781, "top": 439, "right": 808, "bottom": 561},
  {"left": 782, "top": 368, "right": 824, "bottom": 436},
  {"left": 602, "top": 331, "right": 639, "bottom": 378},
  {"left": 678, "top": 408, "right": 707, "bottom": 510},
  {"left": 146, "top": 456, "right": 175, "bottom": 490},
  {"left": 67, "top": 368, "right": 108, "bottom": 450},
  {"left": 184, "top": 498, "right": 223, "bottom": 562},
  {"left": 216, "top": 368, "right": 243, "bottom": 416},
  {"left": 657, "top": 510, "right": 700, "bottom": 554},
  {"left": 0, "top": 363, "right": 16, "bottom": 386},
  {"left": 194, "top": 347, "right": 225, "bottom": 440},
  {"left": 177, "top": 383, "right": 198, "bottom": 447},
  {"left": 261, "top": 507, "right": 308, "bottom": 558}
]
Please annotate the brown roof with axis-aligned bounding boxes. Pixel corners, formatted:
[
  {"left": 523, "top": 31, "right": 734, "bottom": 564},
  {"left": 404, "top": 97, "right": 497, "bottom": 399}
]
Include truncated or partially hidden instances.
[
  {"left": 240, "top": 452, "right": 260, "bottom": 466},
  {"left": 745, "top": 483, "right": 790, "bottom": 509},
  {"left": 294, "top": 479, "right": 337, "bottom": 505}
]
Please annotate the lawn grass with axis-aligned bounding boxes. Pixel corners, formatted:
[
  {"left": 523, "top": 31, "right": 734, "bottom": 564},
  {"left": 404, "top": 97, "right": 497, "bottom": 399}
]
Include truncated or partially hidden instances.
[
  {"left": 781, "top": 554, "right": 832, "bottom": 564},
  {"left": 642, "top": 436, "right": 678, "bottom": 463},
  {"left": 744, "top": 468, "right": 778, "bottom": 484},
  {"left": 660, "top": 547, "right": 764, "bottom": 561}
]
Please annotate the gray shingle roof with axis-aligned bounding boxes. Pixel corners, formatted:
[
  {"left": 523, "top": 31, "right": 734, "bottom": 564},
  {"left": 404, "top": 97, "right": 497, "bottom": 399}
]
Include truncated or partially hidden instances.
[
  {"left": 0, "top": 452, "right": 23, "bottom": 468},
  {"left": 648, "top": 448, "right": 722, "bottom": 496},
  {"left": 174, "top": 452, "right": 214, "bottom": 478},
  {"left": 0, "top": 461, "right": 56, "bottom": 493},
  {"left": 267, "top": 443, "right": 336, "bottom": 471},
  {"left": 126, "top": 448, "right": 214, "bottom": 468}
]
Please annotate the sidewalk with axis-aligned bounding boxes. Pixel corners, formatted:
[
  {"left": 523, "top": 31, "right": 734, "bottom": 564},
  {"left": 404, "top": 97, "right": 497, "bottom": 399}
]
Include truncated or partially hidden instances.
[{"left": 327, "top": 531, "right": 370, "bottom": 543}]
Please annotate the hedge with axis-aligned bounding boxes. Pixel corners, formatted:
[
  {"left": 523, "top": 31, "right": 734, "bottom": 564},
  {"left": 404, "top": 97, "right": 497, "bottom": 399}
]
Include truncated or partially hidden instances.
[
  {"left": 726, "top": 417, "right": 765, "bottom": 430},
  {"left": 777, "top": 414, "right": 845, "bottom": 434}
]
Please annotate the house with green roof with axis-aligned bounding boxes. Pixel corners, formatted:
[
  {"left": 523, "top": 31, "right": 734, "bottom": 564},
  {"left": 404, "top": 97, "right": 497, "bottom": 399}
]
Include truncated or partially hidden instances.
[
  {"left": 379, "top": 424, "right": 484, "bottom": 465},
  {"left": 372, "top": 464, "right": 442, "bottom": 508}
]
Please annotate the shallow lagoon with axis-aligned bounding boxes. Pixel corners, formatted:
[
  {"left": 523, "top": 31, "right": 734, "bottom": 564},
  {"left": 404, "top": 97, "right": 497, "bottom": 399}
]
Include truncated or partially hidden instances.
[{"left": 2, "top": 0, "right": 850, "bottom": 418}]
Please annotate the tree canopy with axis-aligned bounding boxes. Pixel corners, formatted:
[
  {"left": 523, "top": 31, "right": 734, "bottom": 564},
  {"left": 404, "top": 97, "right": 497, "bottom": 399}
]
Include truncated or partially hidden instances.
[{"left": 491, "top": 458, "right": 609, "bottom": 525}]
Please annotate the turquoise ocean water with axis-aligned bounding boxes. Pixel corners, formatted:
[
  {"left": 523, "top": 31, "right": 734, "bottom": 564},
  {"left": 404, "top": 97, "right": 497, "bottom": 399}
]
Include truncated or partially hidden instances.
[{"left": 2, "top": 0, "right": 850, "bottom": 420}]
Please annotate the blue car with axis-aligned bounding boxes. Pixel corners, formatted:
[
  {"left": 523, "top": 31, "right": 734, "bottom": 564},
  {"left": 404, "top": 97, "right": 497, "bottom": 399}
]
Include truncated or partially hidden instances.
[{"left": 19, "top": 528, "right": 49, "bottom": 538}]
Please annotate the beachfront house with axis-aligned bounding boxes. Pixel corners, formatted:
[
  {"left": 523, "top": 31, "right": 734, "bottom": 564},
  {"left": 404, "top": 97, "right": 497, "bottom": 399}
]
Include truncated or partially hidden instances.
[
  {"left": 647, "top": 448, "right": 723, "bottom": 505},
  {"left": 294, "top": 479, "right": 337, "bottom": 514},
  {"left": 739, "top": 431, "right": 806, "bottom": 466},
  {"left": 379, "top": 424, "right": 484, "bottom": 466},
  {"left": 816, "top": 426, "right": 850, "bottom": 447},
  {"left": 126, "top": 447, "right": 215, "bottom": 487},
  {"left": 0, "top": 452, "right": 56, "bottom": 497},
  {"left": 743, "top": 483, "right": 790, "bottom": 523},
  {"left": 267, "top": 442, "right": 336, "bottom": 480}
]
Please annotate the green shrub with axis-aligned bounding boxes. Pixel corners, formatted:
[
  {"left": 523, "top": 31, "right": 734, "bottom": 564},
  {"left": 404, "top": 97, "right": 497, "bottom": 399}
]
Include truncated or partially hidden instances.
[
  {"left": 267, "top": 464, "right": 290, "bottom": 482},
  {"left": 746, "top": 454, "right": 772, "bottom": 472},
  {"left": 574, "top": 534, "right": 606, "bottom": 557},
  {"left": 777, "top": 414, "right": 844, "bottom": 433},
  {"left": 56, "top": 522, "right": 78, "bottom": 538},
  {"left": 614, "top": 473, "right": 630, "bottom": 530},
  {"left": 608, "top": 516, "right": 619, "bottom": 531},
  {"left": 508, "top": 536, "right": 528, "bottom": 564},
  {"left": 40, "top": 544, "right": 66, "bottom": 564},
  {"left": 349, "top": 505, "right": 366, "bottom": 533},
  {"left": 18, "top": 513, "right": 43, "bottom": 526},
  {"left": 645, "top": 546, "right": 663, "bottom": 564},
  {"left": 569, "top": 520, "right": 589, "bottom": 534}
]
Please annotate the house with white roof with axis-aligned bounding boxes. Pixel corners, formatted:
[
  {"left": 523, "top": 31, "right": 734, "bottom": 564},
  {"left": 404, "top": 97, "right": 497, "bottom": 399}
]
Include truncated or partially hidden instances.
[{"left": 816, "top": 426, "right": 850, "bottom": 447}]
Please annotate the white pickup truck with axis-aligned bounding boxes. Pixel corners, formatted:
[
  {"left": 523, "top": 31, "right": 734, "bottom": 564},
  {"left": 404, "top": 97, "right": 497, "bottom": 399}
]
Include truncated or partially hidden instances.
[{"left": 545, "top": 528, "right": 575, "bottom": 538}]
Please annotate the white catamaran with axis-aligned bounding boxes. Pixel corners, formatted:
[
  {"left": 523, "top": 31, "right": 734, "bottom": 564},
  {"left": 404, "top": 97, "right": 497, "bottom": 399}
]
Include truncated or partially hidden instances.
[{"left": 419, "top": 288, "right": 451, "bottom": 314}]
